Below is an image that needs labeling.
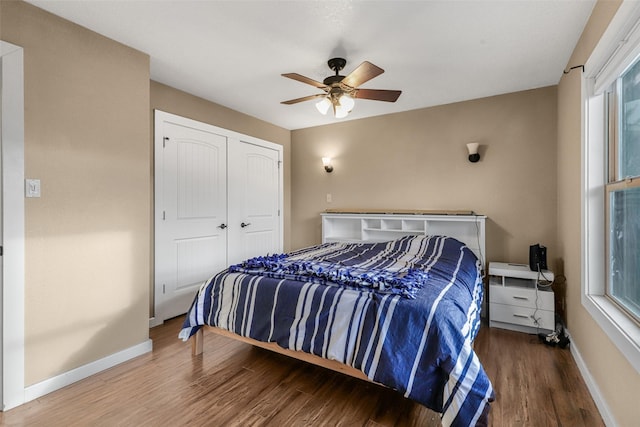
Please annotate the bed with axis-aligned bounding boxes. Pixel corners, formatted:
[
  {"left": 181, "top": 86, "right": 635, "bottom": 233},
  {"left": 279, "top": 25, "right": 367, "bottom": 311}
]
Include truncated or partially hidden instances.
[{"left": 180, "top": 234, "right": 494, "bottom": 426}]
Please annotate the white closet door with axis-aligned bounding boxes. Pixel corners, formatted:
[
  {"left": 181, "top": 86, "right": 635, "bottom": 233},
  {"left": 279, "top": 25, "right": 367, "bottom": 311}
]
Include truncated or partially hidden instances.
[
  {"left": 228, "top": 140, "right": 281, "bottom": 265},
  {"left": 155, "top": 119, "right": 228, "bottom": 322}
]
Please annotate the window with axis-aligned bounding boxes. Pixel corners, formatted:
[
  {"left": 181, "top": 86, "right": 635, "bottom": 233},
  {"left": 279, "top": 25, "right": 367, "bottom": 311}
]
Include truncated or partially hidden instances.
[
  {"left": 583, "top": 1, "right": 640, "bottom": 374},
  {"left": 605, "top": 61, "right": 640, "bottom": 323}
]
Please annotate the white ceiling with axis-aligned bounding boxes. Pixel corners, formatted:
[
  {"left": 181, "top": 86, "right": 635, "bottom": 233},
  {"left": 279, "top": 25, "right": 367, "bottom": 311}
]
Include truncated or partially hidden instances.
[{"left": 27, "top": 0, "right": 596, "bottom": 130}]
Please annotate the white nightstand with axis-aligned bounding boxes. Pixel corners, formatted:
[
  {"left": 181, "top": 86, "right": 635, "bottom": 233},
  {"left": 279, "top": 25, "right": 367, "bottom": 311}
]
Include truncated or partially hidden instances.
[{"left": 488, "top": 262, "right": 555, "bottom": 333}]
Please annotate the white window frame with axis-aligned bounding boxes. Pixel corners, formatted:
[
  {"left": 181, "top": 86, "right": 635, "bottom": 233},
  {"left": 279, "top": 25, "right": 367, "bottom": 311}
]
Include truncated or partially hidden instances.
[{"left": 582, "top": 0, "right": 640, "bottom": 374}]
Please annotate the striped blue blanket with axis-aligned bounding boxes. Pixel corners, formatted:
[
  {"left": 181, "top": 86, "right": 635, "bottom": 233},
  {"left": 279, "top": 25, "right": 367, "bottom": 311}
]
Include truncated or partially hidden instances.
[{"left": 180, "top": 235, "right": 494, "bottom": 426}]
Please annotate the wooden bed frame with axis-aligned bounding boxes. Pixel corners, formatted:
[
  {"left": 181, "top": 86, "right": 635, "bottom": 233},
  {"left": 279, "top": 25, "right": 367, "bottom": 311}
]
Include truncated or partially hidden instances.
[{"left": 191, "top": 326, "right": 370, "bottom": 382}]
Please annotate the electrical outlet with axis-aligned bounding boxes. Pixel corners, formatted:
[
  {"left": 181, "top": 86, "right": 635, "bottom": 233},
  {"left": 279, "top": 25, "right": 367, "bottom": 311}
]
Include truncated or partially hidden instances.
[{"left": 326, "top": 193, "right": 332, "bottom": 203}]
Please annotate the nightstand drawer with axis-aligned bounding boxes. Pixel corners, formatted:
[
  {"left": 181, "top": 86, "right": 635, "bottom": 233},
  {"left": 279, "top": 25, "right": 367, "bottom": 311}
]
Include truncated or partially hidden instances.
[
  {"left": 490, "top": 303, "right": 555, "bottom": 330},
  {"left": 489, "top": 284, "right": 554, "bottom": 310}
]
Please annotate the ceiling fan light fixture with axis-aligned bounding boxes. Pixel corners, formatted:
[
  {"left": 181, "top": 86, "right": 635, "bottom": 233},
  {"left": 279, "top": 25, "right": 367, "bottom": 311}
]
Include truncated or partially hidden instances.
[
  {"left": 334, "top": 103, "right": 349, "bottom": 119},
  {"left": 333, "top": 92, "right": 354, "bottom": 118},
  {"left": 315, "top": 97, "right": 331, "bottom": 115},
  {"left": 338, "top": 93, "right": 355, "bottom": 112}
]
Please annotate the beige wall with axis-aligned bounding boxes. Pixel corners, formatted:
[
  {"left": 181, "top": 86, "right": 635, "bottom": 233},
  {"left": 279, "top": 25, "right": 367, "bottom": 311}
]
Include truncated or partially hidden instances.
[
  {"left": 558, "top": 1, "right": 640, "bottom": 425},
  {"left": 1, "top": 1, "right": 151, "bottom": 385},
  {"left": 4, "top": 0, "right": 638, "bottom": 423},
  {"left": 0, "top": 1, "right": 293, "bottom": 387},
  {"left": 291, "top": 87, "right": 558, "bottom": 269}
]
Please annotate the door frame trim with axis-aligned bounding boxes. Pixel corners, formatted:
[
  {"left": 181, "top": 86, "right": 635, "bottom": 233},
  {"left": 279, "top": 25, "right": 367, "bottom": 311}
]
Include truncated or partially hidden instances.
[{"left": 1, "top": 40, "right": 26, "bottom": 410}]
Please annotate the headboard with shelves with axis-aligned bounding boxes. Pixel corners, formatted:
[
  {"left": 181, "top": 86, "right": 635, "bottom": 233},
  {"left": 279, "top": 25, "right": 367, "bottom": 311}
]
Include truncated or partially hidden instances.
[{"left": 321, "top": 210, "right": 486, "bottom": 268}]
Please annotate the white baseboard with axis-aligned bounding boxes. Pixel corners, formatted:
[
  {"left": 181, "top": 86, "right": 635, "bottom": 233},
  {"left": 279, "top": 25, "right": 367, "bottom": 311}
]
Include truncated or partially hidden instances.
[
  {"left": 24, "top": 339, "right": 153, "bottom": 403},
  {"left": 566, "top": 329, "right": 616, "bottom": 426}
]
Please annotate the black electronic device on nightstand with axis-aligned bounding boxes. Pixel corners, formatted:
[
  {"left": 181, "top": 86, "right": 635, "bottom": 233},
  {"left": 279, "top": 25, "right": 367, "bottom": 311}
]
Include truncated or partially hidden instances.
[{"left": 529, "top": 244, "right": 547, "bottom": 271}]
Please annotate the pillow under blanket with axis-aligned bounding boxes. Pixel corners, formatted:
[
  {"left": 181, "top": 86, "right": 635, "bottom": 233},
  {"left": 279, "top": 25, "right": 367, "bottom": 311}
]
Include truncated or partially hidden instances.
[{"left": 228, "top": 245, "right": 430, "bottom": 299}]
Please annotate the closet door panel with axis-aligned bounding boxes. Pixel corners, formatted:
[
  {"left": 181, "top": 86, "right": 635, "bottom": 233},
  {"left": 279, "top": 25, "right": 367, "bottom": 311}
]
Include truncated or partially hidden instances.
[
  {"left": 155, "top": 120, "right": 228, "bottom": 322},
  {"left": 228, "top": 140, "right": 281, "bottom": 265}
]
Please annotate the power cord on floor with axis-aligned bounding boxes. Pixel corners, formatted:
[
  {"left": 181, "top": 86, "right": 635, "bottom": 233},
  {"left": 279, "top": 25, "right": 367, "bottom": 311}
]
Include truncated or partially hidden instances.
[{"left": 532, "top": 265, "right": 570, "bottom": 348}]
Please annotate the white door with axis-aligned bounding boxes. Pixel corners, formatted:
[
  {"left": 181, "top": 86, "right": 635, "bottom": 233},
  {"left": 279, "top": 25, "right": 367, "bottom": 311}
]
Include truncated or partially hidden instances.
[
  {"left": 228, "top": 140, "right": 281, "bottom": 265},
  {"left": 155, "top": 118, "right": 228, "bottom": 322}
]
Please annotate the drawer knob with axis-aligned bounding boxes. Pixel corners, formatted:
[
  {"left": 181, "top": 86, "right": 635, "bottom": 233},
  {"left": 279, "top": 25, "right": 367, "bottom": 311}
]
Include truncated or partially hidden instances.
[
  {"left": 513, "top": 314, "right": 530, "bottom": 319},
  {"left": 513, "top": 296, "right": 529, "bottom": 300}
]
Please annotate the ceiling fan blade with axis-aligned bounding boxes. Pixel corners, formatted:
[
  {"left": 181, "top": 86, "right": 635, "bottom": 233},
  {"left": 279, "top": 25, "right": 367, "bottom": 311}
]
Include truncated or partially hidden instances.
[
  {"left": 342, "top": 61, "right": 384, "bottom": 88},
  {"left": 281, "top": 94, "right": 326, "bottom": 105},
  {"left": 282, "top": 73, "right": 327, "bottom": 89},
  {"left": 355, "top": 89, "right": 402, "bottom": 102}
]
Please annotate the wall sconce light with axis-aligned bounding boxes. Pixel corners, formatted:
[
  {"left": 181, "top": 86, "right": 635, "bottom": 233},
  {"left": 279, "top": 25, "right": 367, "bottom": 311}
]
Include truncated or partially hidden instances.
[
  {"left": 466, "top": 142, "right": 480, "bottom": 163},
  {"left": 322, "top": 157, "right": 333, "bottom": 173}
]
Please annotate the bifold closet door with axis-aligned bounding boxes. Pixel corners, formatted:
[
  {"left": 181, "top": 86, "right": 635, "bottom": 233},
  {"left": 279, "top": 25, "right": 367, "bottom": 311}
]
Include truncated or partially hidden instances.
[
  {"left": 155, "top": 120, "right": 228, "bottom": 322},
  {"left": 227, "top": 140, "right": 281, "bottom": 265}
]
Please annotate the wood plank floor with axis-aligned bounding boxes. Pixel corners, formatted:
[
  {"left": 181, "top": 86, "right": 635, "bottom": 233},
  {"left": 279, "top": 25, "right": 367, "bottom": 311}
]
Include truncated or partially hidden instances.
[{"left": 0, "top": 317, "right": 603, "bottom": 426}]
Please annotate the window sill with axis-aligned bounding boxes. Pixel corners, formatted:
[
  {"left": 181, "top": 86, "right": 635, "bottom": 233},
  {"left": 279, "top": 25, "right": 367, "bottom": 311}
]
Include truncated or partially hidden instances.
[{"left": 582, "top": 293, "right": 640, "bottom": 373}]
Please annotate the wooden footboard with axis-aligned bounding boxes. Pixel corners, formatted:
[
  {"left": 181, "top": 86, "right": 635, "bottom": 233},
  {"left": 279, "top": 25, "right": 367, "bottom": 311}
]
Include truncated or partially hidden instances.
[{"left": 191, "top": 326, "right": 370, "bottom": 382}]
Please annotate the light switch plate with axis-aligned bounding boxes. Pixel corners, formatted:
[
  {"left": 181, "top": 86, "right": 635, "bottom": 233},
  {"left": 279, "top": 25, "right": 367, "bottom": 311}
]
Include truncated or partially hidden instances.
[{"left": 25, "top": 179, "right": 41, "bottom": 198}]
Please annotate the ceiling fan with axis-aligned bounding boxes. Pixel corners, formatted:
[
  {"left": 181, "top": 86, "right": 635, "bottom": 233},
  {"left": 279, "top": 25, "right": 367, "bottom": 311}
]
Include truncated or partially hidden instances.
[{"left": 281, "top": 58, "right": 402, "bottom": 118}]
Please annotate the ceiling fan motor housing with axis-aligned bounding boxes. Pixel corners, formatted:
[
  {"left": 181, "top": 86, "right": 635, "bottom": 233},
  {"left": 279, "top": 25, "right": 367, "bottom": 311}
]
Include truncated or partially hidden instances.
[{"left": 323, "top": 75, "right": 345, "bottom": 86}]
